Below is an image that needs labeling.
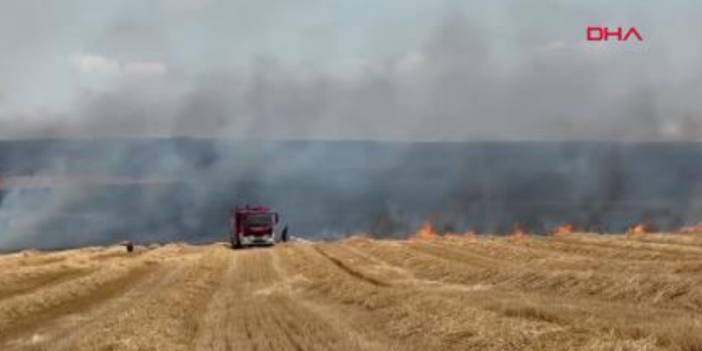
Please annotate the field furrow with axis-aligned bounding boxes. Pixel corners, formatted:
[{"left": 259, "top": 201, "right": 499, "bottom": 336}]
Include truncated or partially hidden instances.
[{"left": 0, "top": 234, "right": 700, "bottom": 350}]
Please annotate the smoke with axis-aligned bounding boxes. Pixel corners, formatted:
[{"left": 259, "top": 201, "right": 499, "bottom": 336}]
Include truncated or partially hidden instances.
[
  {"left": 50, "top": 29, "right": 702, "bottom": 141},
  {"left": 2, "top": 2, "right": 702, "bottom": 249},
  {"left": 2, "top": 4, "right": 702, "bottom": 141},
  {"left": 2, "top": 140, "right": 702, "bottom": 251}
]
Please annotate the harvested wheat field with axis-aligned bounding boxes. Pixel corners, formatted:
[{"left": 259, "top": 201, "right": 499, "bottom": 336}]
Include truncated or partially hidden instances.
[{"left": 1, "top": 233, "right": 702, "bottom": 350}]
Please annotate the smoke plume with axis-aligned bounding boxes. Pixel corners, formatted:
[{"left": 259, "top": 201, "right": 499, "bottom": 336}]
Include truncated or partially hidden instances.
[{"left": 1, "top": 2, "right": 702, "bottom": 249}]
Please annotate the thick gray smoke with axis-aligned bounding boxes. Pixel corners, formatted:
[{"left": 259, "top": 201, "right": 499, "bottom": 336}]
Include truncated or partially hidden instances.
[
  {"left": 1, "top": 2, "right": 702, "bottom": 250},
  {"left": 2, "top": 140, "right": 702, "bottom": 251},
  {"left": 1, "top": 3, "right": 701, "bottom": 140}
]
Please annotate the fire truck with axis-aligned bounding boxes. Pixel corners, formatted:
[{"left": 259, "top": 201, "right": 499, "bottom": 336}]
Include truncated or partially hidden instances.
[{"left": 230, "top": 206, "right": 288, "bottom": 248}]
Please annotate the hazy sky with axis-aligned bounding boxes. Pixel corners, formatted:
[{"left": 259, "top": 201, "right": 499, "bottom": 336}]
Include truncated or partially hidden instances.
[{"left": 1, "top": 0, "right": 700, "bottom": 140}]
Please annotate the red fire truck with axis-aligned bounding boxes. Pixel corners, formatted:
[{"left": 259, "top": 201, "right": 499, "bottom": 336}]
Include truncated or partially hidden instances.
[{"left": 230, "top": 206, "right": 288, "bottom": 248}]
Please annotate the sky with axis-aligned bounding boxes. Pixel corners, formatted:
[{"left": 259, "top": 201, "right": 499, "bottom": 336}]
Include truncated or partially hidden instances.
[{"left": 1, "top": 0, "right": 701, "bottom": 141}]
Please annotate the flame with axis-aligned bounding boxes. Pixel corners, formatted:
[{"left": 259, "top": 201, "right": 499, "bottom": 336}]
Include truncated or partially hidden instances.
[
  {"left": 628, "top": 224, "right": 649, "bottom": 236},
  {"left": 511, "top": 224, "right": 527, "bottom": 241},
  {"left": 679, "top": 224, "right": 702, "bottom": 234},
  {"left": 411, "top": 220, "right": 439, "bottom": 241},
  {"left": 554, "top": 224, "right": 575, "bottom": 237},
  {"left": 411, "top": 220, "right": 480, "bottom": 242}
]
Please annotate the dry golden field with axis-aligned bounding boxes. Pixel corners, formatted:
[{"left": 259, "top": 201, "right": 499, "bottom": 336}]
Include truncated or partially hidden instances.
[{"left": 1, "top": 233, "right": 702, "bottom": 350}]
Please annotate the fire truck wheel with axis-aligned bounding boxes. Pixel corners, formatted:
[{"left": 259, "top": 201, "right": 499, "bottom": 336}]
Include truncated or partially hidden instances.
[{"left": 231, "top": 235, "right": 242, "bottom": 249}]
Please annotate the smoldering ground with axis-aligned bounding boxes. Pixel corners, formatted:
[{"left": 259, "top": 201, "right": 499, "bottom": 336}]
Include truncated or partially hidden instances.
[{"left": 1, "top": 3, "right": 702, "bottom": 249}]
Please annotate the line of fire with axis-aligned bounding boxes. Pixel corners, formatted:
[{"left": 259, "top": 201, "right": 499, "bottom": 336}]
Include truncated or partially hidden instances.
[{"left": 2, "top": 141, "right": 702, "bottom": 250}]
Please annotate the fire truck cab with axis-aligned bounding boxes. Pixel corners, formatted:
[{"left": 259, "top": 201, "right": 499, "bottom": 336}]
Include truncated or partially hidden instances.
[{"left": 230, "top": 206, "right": 288, "bottom": 248}]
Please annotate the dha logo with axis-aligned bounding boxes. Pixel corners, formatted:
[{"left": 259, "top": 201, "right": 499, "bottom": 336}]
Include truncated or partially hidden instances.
[{"left": 587, "top": 26, "right": 643, "bottom": 42}]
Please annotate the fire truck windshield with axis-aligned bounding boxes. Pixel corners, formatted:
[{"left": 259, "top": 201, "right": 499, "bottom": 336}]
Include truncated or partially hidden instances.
[{"left": 246, "top": 214, "right": 273, "bottom": 226}]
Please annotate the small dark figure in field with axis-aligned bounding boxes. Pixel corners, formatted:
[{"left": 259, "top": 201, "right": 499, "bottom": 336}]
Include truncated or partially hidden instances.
[
  {"left": 121, "top": 241, "right": 134, "bottom": 253},
  {"left": 281, "top": 226, "right": 289, "bottom": 242}
]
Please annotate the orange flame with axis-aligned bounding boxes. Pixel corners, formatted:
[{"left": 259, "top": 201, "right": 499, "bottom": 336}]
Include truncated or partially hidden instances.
[
  {"left": 678, "top": 224, "right": 702, "bottom": 234},
  {"left": 411, "top": 220, "right": 439, "bottom": 241},
  {"left": 554, "top": 224, "right": 575, "bottom": 237},
  {"left": 628, "top": 223, "right": 649, "bottom": 236},
  {"left": 511, "top": 224, "right": 527, "bottom": 241}
]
